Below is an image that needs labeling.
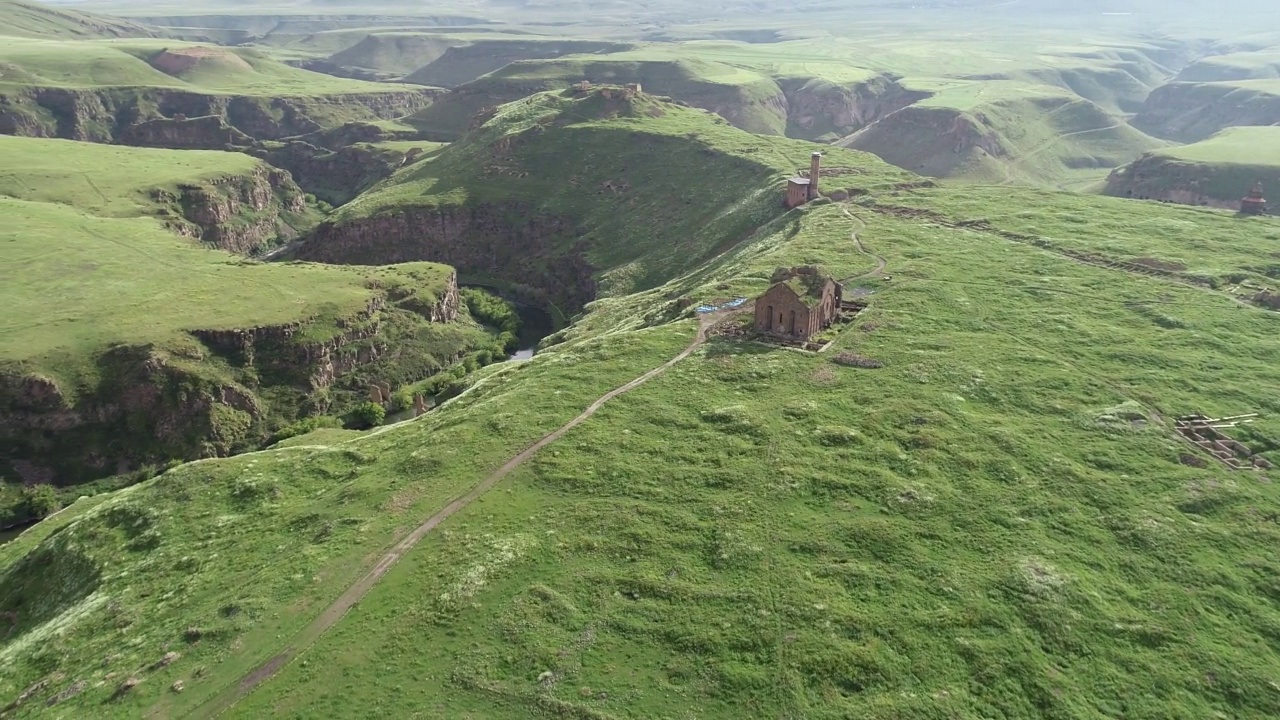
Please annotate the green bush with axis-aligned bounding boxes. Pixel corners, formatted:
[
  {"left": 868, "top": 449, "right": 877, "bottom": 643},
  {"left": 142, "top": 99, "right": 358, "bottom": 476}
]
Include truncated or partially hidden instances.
[
  {"left": 0, "top": 484, "right": 63, "bottom": 531},
  {"left": 272, "top": 415, "right": 343, "bottom": 443},
  {"left": 22, "top": 484, "right": 60, "bottom": 519},
  {"left": 462, "top": 288, "right": 521, "bottom": 353},
  {"left": 347, "top": 402, "right": 387, "bottom": 430}
]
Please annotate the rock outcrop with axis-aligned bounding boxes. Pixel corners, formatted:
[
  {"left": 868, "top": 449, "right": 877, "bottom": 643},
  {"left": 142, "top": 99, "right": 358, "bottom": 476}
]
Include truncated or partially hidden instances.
[
  {"left": 118, "top": 115, "right": 253, "bottom": 150},
  {"left": 409, "top": 68, "right": 927, "bottom": 141},
  {"left": 1104, "top": 153, "right": 1280, "bottom": 211},
  {"left": 149, "top": 164, "right": 310, "bottom": 254},
  {"left": 254, "top": 141, "right": 411, "bottom": 206},
  {"left": 0, "top": 346, "right": 262, "bottom": 486},
  {"left": 297, "top": 205, "right": 597, "bottom": 313},
  {"left": 0, "top": 86, "right": 438, "bottom": 145},
  {"left": 1, "top": 272, "right": 463, "bottom": 486},
  {"left": 780, "top": 75, "right": 931, "bottom": 141}
]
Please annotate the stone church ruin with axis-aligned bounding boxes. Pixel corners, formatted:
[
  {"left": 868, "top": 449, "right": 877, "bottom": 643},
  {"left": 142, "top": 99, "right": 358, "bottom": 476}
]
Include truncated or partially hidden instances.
[{"left": 753, "top": 266, "right": 843, "bottom": 340}]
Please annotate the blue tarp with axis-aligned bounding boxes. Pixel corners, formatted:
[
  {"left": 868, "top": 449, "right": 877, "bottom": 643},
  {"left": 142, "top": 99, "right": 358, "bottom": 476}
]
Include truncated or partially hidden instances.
[{"left": 696, "top": 297, "right": 749, "bottom": 314}]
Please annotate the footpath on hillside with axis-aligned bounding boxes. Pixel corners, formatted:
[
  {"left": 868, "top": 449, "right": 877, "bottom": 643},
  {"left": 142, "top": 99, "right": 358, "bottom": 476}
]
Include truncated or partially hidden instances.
[{"left": 189, "top": 311, "right": 734, "bottom": 718}]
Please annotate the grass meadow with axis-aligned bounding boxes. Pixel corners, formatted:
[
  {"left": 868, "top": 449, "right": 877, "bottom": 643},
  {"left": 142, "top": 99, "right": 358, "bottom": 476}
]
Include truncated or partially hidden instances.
[{"left": 5, "top": 175, "right": 1280, "bottom": 717}]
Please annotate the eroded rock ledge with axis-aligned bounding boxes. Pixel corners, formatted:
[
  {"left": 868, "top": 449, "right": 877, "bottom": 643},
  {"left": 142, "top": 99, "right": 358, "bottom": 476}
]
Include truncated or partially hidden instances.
[
  {"left": 297, "top": 204, "right": 598, "bottom": 314},
  {"left": 152, "top": 164, "right": 310, "bottom": 254},
  {"left": 1, "top": 273, "right": 462, "bottom": 487}
]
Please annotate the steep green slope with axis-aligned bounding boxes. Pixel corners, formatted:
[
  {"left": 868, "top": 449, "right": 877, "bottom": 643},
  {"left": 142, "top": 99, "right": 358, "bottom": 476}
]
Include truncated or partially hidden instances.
[
  {"left": 324, "top": 32, "right": 465, "bottom": 75},
  {"left": 0, "top": 0, "right": 154, "bottom": 39},
  {"left": 407, "top": 56, "right": 790, "bottom": 139},
  {"left": 1134, "top": 80, "right": 1280, "bottom": 142},
  {"left": 842, "top": 84, "right": 1167, "bottom": 188},
  {"left": 5, "top": 167, "right": 1280, "bottom": 718},
  {"left": 959, "top": 50, "right": 1168, "bottom": 115},
  {"left": 300, "top": 86, "right": 911, "bottom": 314},
  {"left": 0, "top": 39, "right": 404, "bottom": 93},
  {"left": 1176, "top": 49, "right": 1280, "bottom": 82},
  {"left": 0, "top": 137, "right": 489, "bottom": 494},
  {"left": 401, "top": 38, "right": 635, "bottom": 87},
  {"left": 1104, "top": 126, "right": 1280, "bottom": 209}
]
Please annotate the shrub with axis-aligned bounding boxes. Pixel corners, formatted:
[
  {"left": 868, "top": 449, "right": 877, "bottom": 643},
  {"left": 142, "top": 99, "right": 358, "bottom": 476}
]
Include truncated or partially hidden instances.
[
  {"left": 272, "top": 415, "right": 342, "bottom": 443},
  {"left": 462, "top": 288, "right": 521, "bottom": 353},
  {"left": 22, "top": 484, "right": 61, "bottom": 520},
  {"left": 347, "top": 402, "right": 386, "bottom": 430}
]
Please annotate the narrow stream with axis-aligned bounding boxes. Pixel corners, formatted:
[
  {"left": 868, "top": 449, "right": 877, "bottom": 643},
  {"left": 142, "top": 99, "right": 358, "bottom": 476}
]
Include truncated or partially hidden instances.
[
  {"left": 0, "top": 524, "right": 29, "bottom": 547},
  {"left": 508, "top": 302, "right": 554, "bottom": 361}
]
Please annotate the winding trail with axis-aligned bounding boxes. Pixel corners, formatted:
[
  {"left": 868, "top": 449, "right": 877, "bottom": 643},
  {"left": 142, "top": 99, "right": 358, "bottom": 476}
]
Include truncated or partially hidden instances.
[
  {"left": 191, "top": 312, "right": 727, "bottom": 718},
  {"left": 1001, "top": 122, "right": 1125, "bottom": 185},
  {"left": 838, "top": 204, "right": 888, "bottom": 282}
]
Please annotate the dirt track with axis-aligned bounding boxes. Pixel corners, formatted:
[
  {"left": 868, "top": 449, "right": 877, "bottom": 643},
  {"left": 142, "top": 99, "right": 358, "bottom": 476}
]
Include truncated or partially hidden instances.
[
  {"left": 190, "top": 313, "right": 725, "bottom": 718},
  {"left": 839, "top": 204, "right": 888, "bottom": 282}
]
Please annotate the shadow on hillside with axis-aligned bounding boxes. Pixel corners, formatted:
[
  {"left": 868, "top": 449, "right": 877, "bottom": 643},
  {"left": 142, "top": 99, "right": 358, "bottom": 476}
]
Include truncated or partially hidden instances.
[{"left": 0, "top": 540, "right": 102, "bottom": 647}]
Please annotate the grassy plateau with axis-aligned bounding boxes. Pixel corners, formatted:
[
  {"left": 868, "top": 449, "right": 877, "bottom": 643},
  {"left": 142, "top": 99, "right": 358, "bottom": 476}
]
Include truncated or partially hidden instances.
[
  {"left": 4, "top": 83, "right": 1280, "bottom": 719},
  {"left": 4, "top": 2, "right": 1280, "bottom": 718}
]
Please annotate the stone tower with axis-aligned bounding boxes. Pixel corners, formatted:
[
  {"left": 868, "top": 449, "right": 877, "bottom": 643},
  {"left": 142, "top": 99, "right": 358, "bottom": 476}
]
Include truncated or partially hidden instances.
[
  {"left": 808, "top": 152, "right": 822, "bottom": 201},
  {"left": 1241, "top": 181, "right": 1267, "bottom": 215}
]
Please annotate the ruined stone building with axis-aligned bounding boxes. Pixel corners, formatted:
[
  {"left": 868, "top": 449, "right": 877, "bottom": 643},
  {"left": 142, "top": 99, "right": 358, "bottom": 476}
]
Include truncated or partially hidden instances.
[
  {"left": 753, "top": 266, "right": 843, "bottom": 340},
  {"left": 784, "top": 152, "right": 823, "bottom": 208},
  {"left": 1241, "top": 182, "right": 1267, "bottom": 215}
]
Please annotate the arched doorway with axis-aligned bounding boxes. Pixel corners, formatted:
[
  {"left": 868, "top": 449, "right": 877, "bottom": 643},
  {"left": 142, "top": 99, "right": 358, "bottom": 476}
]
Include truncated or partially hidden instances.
[
  {"left": 788, "top": 310, "right": 797, "bottom": 335},
  {"left": 766, "top": 305, "right": 774, "bottom": 330}
]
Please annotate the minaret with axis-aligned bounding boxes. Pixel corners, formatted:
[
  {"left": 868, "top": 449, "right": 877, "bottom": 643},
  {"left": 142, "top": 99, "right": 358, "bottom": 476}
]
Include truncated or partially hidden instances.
[
  {"left": 808, "top": 152, "right": 822, "bottom": 201},
  {"left": 1241, "top": 181, "right": 1267, "bottom": 215}
]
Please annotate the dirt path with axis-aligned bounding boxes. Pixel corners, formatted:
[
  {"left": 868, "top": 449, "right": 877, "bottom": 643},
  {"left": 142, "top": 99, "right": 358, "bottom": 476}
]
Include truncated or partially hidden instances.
[
  {"left": 1000, "top": 122, "right": 1124, "bottom": 185},
  {"left": 190, "top": 313, "right": 726, "bottom": 718},
  {"left": 838, "top": 205, "right": 887, "bottom": 282}
]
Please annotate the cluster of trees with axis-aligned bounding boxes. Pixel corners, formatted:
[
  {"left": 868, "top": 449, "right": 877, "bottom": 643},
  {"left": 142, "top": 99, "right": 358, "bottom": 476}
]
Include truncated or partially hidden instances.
[
  {"left": 0, "top": 484, "right": 61, "bottom": 532},
  {"left": 462, "top": 288, "right": 521, "bottom": 358}
]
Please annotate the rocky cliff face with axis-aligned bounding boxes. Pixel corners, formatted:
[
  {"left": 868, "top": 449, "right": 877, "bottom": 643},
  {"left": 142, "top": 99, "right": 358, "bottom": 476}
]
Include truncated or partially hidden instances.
[
  {"left": 150, "top": 164, "right": 310, "bottom": 255},
  {"left": 0, "top": 346, "right": 262, "bottom": 486},
  {"left": 410, "top": 71, "right": 925, "bottom": 141},
  {"left": 1, "top": 273, "right": 462, "bottom": 487},
  {"left": 0, "top": 86, "right": 438, "bottom": 146},
  {"left": 1103, "top": 153, "right": 1278, "bottom": 211},
  {"left": 118, "top": 115, "right": 254, "bottom": 149},
  {"left": 1133, "top": 82, "right": 1280, "bottom": 142},
  {"left": 256, "top": 141, "right": 409, "bottom": 206},
  {"left": 781, "top": 75, "right": 931, "bottom": 141},
  {"left": 297, "top": 205, "right": 598, "bottom": 313}
]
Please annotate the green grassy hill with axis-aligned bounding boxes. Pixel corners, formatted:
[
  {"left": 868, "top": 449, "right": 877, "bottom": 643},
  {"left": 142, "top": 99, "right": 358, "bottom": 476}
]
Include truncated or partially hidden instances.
[
  {"left": 1104, "top": 126, "right": 1280, "bottom": 209},
  {"left": 5, "top": 135, "right": 1280, "bottom": 718},
  {"left": 324, "top": 32, "right": 469, "bottom": 76},
  {"left": 0, "top": 136, "right": 490, "bottom": 495},
  {"left": 400, "top": 38, "right": 635, "bottom": 87},
  {"left": 842, "top": 83, "right": 1167, "bottom": 188},
  {"left": 301, "top": 87, "right": 911, "bottom": 311},
  {"left": 392, "top": 33, "right": 1184, "bottom": 183},
  {"left": 405, "top": 56, "right": 790, "bottom": 139},
  {"left": 0, "top": 0, "right": 155, "bottom": 39},
  {"left": 0, "top": 39, "right": 438, "bottom": 143},
  {"left": 9, "top": 14, "right": 1280, "bottom": 720},
  {"left": 0, "top": 39, "right": 399, "bottom": 93},
  {"left": 1134, "top": 79, "right": 1280, "bottom": 142},
  {"left": 1176, "top": 49, "right": 1280, "bottom": 82}
]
